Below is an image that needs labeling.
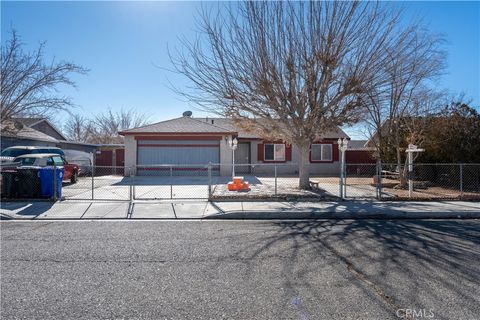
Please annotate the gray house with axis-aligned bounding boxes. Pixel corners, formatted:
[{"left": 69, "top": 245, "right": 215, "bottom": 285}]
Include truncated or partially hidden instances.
[
  {"left": 120, "top": 113, "right": 349, "bottom": 176},
  {"left": 1, "top": 118, "right": 97, "bottom": 165}
]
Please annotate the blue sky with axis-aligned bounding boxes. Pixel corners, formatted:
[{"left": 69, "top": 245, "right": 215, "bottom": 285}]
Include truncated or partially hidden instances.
[{"left": 1, "top": 1, "right": 479, "bottom": 139}]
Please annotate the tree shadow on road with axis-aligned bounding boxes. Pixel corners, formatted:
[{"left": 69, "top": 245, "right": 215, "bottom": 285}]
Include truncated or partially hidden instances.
[{"left": 227, "top": 219, "right": 480, "bottom": 318}]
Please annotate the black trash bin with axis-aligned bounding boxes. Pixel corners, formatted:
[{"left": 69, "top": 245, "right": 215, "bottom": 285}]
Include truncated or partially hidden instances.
[
  {"left": 1, "top": 170, "right": 18, "bottom": 199},
  {"left": 16, "top": 167, "right": 41, "bottom": 199}
]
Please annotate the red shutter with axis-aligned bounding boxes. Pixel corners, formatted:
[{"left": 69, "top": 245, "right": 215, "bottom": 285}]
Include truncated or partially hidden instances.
[
  {"left": 333, "top": 143, "right": 339, "bottom": 161},
  {"left": 285, "top": 144, "right": 292, "bottom": 162},
  {"left": 257, "top": 143, "right": 264, "bottom": 161}
]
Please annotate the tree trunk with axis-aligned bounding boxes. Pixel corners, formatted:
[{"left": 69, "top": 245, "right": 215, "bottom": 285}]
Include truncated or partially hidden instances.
[{"left": 298, "top": 143, "right": 311, "bottom": 190}]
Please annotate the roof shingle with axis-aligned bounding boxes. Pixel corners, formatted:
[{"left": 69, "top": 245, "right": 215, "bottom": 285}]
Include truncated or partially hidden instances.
[{"left": 119, "top": 116, "right": 235, "bottom": 134}]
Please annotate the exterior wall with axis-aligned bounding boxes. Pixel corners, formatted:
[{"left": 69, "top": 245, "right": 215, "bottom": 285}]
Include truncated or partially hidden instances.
[
  {"left": 346, "top": 150, "right": 376, "bottom": 164},
  {"left": 123, "top": 133, "right": 343, "bottom": 177},
  {"left": 124, "top": 135, "right": 137, "bottom": 174},
  {"left": 219, "top": 135, "right": 233, "bottom": 176},
  {"left": 247, "top": 140, "right": 341, "bottom": 176},
  {"left": 58, "top": 142, "right": 96, "bottom": 154},
  {"left": 0, "top": 137, "right": 57, "bottom": 150}
]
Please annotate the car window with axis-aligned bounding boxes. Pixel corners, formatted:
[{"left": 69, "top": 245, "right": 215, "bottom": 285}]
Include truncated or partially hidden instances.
[
  {"left": 19, "top": 157, "right": 37, "bottom": 166},
  {"left": 1, "top": 149, "right": 28, "bottom": 158},
  {"left": 46, "top": 156, "right": 64, "bottom": 166}
]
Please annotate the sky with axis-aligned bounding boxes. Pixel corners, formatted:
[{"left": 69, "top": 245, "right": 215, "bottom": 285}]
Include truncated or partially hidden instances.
[{"left": 1, "top": 1, "right": 479, "bottom": 139}]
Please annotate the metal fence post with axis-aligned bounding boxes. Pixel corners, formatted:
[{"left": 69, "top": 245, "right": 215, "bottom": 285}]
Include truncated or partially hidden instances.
[
  {"left": 460, "top": 163, "right": 464, "bottom": 199},
  {"left": 53, "top": 164, "right": 57, "bottom": 202},
  {"left": 91, "top": 165, "right": 95, "bottom": 200},
  {"left": 129, "top": 167, "right": 133, "bottom": 202},
  {"left": 208, "top": 163, "right": 212, "bottom": 199},
  {"left": 376, "top": 161, "right": 382, "bottom": 200},
  {"left": 274, "top": 165, "right": 278, "bottom": 196},
  {"left": 339, "top": 161, "right": 344, "bottom": 200},
  {"left": 170, "top": 165, "right": 173, "bottom": 199}
]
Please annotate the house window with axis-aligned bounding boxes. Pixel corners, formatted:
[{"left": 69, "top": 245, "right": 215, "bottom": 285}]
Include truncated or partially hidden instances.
[
  {"left": 311, "top": 144, "right": 332, "bottom": 161},
  {"left": 264, "top": 144, "right": 285, "bottom": 161}
]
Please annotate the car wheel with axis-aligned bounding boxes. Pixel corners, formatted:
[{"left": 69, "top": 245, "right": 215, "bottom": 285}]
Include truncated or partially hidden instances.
[{"left": 70, "top": 171, "right": 78, "bottom": 184}]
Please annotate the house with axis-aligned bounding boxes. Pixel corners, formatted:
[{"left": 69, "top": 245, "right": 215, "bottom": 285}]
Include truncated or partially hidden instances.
[
  {"left": 0, "top": 118, "right": 98, "bottom": 165},
  {"left": 1, "top": 119, "right": 60, "bottom": 149},
  {"left": 119, "top": 112, "right": 350, "bottom": 176},
  {"left": 13, "top": 118, "right": 67, "bottom": 141}
]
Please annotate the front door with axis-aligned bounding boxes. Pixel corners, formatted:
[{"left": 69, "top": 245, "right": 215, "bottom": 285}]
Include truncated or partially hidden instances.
[{"left": 235, "top": 142, "right": 250, "bottom": 173}]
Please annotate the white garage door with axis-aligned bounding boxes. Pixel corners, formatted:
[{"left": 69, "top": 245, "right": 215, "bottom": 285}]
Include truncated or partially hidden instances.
[{"left": 137, "top": 140, "right": 220, "bottom": 175}]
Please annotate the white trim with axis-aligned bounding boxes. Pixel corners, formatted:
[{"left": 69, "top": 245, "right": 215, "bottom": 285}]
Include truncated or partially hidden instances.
[
  {"left": 264, "top": 143, "right": 285, "bottom": 161},
  {"left": 311, "top": 144, "right": 333, "bottom": 161}
]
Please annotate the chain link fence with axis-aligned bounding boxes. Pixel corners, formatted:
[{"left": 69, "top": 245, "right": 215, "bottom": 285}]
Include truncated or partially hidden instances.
[{"left": 1, "top": 163, "right": 479, "bottom": 202}]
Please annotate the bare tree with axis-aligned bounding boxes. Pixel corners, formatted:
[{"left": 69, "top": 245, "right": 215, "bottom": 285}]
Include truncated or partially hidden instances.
[
  {"left": 89, "top": 108, "right": 150, "bottom": 144},
  {"left": 171, "top": 1, "right": 407, "bottom": 189},
  {"left": 63, "top": 114, "right": 94, "bottom": 143},
  {"left": 363, "top": 25, "right": 446, "bottom": 170},
  {"left": 1, "top": 30, "right": 87, "bottom": 122}
]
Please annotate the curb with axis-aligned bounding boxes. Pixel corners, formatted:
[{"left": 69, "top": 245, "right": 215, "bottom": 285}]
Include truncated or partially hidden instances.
[{"left": 203, "top": 211, "right": 480, "bottom": 220}]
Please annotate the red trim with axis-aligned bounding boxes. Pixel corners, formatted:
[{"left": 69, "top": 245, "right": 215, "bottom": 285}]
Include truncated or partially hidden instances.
[
  {"left": 238, "top": 137, "right": 262, "bottom": 141},
  {"left": 309, "top": 143, "right": 335, "bottom": 163},
  {"left": 135, "top": 135, "right": 223, "bottom": 141},
  {"left": 138, "top": 144, "right": 219, "bottom": 147},
  {"left": 125, "top": 133, "right": 230, "bottom": 137},
  {"left": 285, "top": 144, "right": 292, "bottom": 161},
  {"left": 257, "top": 143, "right": 264, "bottom": 161}
]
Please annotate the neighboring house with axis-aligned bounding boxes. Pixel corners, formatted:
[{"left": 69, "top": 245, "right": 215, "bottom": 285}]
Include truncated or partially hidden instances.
[
  {"left": 95, "top": 144, "right": 125, "bottom": 167},
  {"left": 119, "top": 113, "right": 350, "bottom": 176},
  {"left": 345, "top": 140, "right": 376, "bottom": 164},
  {"left": 1, "top": 120, "right": 59, "bottom": 149},
  {"left": 0, "top": 118, "right": 98, "bottom": 166},
  {"left": 14, "top": 117, "right": 67, "bottom": 141}
]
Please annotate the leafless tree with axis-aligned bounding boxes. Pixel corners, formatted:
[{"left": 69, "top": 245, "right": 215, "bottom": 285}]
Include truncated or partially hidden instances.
[
  {"left": 363, "top": 25, "right": 446, "bottom": 171},
  {"left": 0, "top": 30, "right": 87, "bottom": 122},
  {"left": 89, "top": 108, "right": 150, "bottom": 144},
  {"left": 63, "top": 114, "right": 94, "bottom": 143},
  {"left": 170, "top": 1, "right": 407, "bottom": 189}
]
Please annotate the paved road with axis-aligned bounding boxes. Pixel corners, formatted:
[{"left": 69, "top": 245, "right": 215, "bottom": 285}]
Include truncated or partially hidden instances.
[{"left": 1, "top": 220, "right": 479, "bottom": 320}]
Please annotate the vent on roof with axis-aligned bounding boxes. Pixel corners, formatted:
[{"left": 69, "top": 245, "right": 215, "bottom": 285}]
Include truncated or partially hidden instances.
[{"left": 182, "top": 111, "right": 192, "bottom": 117}]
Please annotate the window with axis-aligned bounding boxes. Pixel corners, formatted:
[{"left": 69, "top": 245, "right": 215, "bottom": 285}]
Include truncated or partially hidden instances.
[
  {"left": 311, "top": 144, "right": 332, "bottom": 161},
  {"left": 18, "top": 157, "right": 37, "bottom": 166},
  {"left": 1, "top": 149, "right": 27, "bottom": 158},
  {"left": 47, "top": 156, "right": 64, "bottom": 166},
  {"left": 264, "top": 144, "right": 285, "bottom": 161}
]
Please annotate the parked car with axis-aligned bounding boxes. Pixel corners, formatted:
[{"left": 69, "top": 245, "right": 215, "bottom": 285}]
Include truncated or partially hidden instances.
[
  {"left": 13, "top": 153, "right": 81, "bottom": 183},
  {"left": 1, "top": 146, "right": 65, "bottom": 163}
]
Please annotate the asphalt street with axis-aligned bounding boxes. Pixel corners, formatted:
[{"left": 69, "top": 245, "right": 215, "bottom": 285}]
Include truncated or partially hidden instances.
[{"left": 1, "top": 219, "right": 479, "bottom": 320}]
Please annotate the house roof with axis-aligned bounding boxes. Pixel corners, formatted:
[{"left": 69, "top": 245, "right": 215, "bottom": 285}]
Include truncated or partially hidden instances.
[
  {"left": 196, "top": 118, "right": 350, "bottom": 140},
  {"left": 14, "top": 117, "right": 67, "bottom": 141},
  {"left": 119, "top": 116, "right": 236, "bottom": 134},
  {"left": 119, "top": 115, "right": 350, "bottom": 140},
  {"left": 347, "top": 140, "right": 374, "bottom": 150},
  {"left": 1, "top": 120, "right": 59, "bottom": 143}
]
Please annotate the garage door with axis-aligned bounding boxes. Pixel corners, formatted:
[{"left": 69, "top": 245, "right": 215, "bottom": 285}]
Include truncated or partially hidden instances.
[{"left": 137, "top": 140, "right": 220, "bottom": 176}]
